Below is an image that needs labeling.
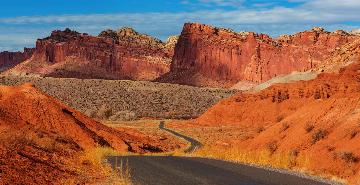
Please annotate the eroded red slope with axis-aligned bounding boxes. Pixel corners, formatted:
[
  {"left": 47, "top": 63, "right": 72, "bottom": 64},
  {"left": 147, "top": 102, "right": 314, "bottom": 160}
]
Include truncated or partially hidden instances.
[
  {"left": 190, "top": 43, "right": 360, "bottom": 183},
  {"left": 0, "top": 84, "right": 174, "bottom": 184}
]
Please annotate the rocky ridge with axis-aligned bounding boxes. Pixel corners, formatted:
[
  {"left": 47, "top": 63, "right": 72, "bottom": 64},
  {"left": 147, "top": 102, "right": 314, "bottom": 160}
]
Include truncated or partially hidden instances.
[
  {"left": 5, "top": 28, "right": 176, "bottom": 81},
  {"left": 0, "top": 48, "right": 34, "bottom": 71},
  {"left": 191, "top": 41, "right": 360, "bottom": 184},
  {"left": 158, "top": 23, "right": 360, "bottom": 87}
]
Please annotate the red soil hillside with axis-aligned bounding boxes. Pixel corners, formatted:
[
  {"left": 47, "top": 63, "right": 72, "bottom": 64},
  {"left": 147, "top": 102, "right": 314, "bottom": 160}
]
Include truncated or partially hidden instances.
[
  {"left": 190, "top": 42, "right": 360, "bottom": 183},
  {"left": 5, "top": 28, "right": 175, "bottom": 81},
  {"left": 158, "top": 23, "right": 359, "bottom": 88},
  {"left": 0, "top": 48, "right": 34, "bottom": 71},
  {"left": 0, "top": 84, "right": 175, "bottom": 184}
]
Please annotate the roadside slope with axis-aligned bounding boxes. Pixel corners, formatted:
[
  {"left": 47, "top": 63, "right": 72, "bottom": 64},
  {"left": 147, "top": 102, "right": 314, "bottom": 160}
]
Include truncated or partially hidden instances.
[
  {"left": 190, "top": 56, "right": 360, "bottom": 184},
  {"left": 0, "top": 84, "right": 177, "bottom": 184}
]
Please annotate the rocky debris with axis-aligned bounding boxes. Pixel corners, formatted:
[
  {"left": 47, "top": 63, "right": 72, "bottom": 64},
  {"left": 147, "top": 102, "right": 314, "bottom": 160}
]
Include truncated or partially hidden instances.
[
  {"left": 0, "top": 76, "right": 236, "bottom": 121},
  {"left": 5, "top": 28, "right": 175, "bottom": 81},
  {"left": 117, "top": 27, "right": 164, "bottom": 46},
  {"left": 98, "top": 29, "right": 119, "bottom": 41},
  {"left": 165, "top": 35, "right": 179, "bottom": 48},
  {"left": 0, "top": 48, "right": 34, "bottom": 71},
  {"left": 158, "top": 23, "right": 359, "bottom": 88}
]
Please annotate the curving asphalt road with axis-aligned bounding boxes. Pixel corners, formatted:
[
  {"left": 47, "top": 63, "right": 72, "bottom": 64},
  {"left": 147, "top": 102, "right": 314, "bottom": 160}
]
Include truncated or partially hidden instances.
[
  {"left": 107, "top": 156, "right": 336, "bottom": 185},
  {"left": 106, "top": 121, "right": 338, "bottom": 185},
  {"left": 159, "top": 121, "right": 202, "bottom": 153}
]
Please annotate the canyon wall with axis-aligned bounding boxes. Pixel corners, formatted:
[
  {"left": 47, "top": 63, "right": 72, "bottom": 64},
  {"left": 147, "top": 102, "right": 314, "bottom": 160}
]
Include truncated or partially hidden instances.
[
  {"left": 158, "top": 23, "right": 359, "bottom": 87},
  {"left": 6, "top": 28, "right": 176, "bottom": 81},
  {"left": 0, "top": 48, "right": 34, "bottom": 71}
]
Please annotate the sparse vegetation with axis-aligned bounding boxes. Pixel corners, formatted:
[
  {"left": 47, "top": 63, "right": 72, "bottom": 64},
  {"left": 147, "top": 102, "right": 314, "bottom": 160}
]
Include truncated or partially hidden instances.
[
  {"left": 266, "top": 142, "right": 278, "bottom": 154},
  {"left": 276, "top": 115, "right": 284, "bottom": 122},
  {"left": 0, "top": 76, "right": 235, "bottom": 121},
  {"left": 97, "top": 104, "right": 113, "bottom": 119},
  {"left": 339, "top": 152, "right": 358, "bottom": 164},
  {"left": 281, "top": 122, "right": 290, "bottom": 132},
  {"left": 81, "top": 147, "right": 133, "bottom": 185},
  {"left": 349, "top": 129, "right": 358, "bottom": 139},
  {"left": 256, "top": 126, "right": 265, "bottom": 133},
  {"left": 305, "top": 124, "right": 315, "bottom": 133},
  {"left": 192, "top": 145, "right": 309, "bottom": 170},
  {"left": 311, "top": 129, "right": 328, "bottom": 145}
]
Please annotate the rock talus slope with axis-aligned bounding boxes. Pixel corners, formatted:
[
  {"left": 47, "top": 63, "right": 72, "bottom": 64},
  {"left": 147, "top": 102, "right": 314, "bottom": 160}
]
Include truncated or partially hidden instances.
[
  {"left": 5, "top": 28, "right": 176, "bottom": 81},
  {"left": 159, "top": 23, "right": 359, "bottom": 87}
]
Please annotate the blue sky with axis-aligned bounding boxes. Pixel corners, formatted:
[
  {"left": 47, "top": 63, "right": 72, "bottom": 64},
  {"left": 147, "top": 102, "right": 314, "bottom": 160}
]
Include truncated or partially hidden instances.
[{"left": 1, "top": 0, "right": 360, "bottom": 51}]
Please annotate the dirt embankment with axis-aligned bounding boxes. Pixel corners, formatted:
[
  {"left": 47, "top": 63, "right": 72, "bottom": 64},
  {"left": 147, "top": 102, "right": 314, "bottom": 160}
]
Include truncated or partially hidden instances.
[
  {"left": 0, "top": 84, "right": 179, "bottom": 184},
  {"left": 0, "top": 76, "right": 236, "bottom": 120}
]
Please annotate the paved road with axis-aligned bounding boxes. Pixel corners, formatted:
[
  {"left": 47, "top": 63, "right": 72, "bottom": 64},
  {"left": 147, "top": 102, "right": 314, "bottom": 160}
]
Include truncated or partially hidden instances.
[
  {"left": 107, "top": 156, "right": 336, "bottom": 185},
  {"left": 106, "top": 121, "right": 337, "bottom": 185},
  {"left": 159, "top": 121, "right": 202, "bottom": 153}
]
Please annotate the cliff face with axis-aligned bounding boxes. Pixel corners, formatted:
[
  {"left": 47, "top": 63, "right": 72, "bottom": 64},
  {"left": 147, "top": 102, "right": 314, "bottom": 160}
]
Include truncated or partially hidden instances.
[
  {"left": 0, "top": 48, "right": 34, "bottom": 72},
  {"left": 159, "top": 23, "right": 359, "bottom": 87},
  {"left": 190, "top": 42, "right": 360, "bottom": 183},
  {"left": 6, "top": 28, "right": 175, "bottom": 81}
]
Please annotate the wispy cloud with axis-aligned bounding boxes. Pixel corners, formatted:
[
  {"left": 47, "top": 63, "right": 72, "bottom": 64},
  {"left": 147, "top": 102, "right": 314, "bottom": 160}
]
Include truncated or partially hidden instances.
[{"left": 0, "top": 0, "right": 359, "bottom": 51}]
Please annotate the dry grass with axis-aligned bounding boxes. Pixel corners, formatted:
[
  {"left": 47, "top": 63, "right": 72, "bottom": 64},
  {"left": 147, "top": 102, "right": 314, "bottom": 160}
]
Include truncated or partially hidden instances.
[
  {"left": 190, "top": 145, "right": 309, "bottom": 170},
  {"left": 81, "top": 147, "right": 133, "bottom": 185}
]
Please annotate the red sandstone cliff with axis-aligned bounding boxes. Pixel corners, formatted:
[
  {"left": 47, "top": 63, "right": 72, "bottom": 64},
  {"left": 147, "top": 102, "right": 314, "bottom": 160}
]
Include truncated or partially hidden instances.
[
  {"left": 185, "top": 41, "right": 360, "bottom": 184},
  {"left": 0, "top": 48, "right": 34, "bottom": 72},
  {"left": 158, "top": 23, "right": 359, "bottom": 87},
  {"left": 5, "top": 28, "right": 175, "bottom": 81}
]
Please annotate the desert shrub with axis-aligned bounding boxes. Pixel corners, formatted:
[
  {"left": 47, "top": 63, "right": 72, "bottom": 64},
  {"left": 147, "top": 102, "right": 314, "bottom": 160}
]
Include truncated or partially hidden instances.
[
  {"left": 350, "top": 130, "right": 358, "bottom": 139},
  {"left": 311, "top": 129, "right": 328, "bottom": 145},
  {"left": 276, "top": 115, "right": 284, "bottom": 122},
  {"left": 84, "top": 109, "right": 96, "bottom": 118},
  {"left": 81, "top": 147, "right": 132, "bottom": 185},
  {"left": 281, "top": 122, "right": 290, "bottom": 132},
  {"left": 266, "top": 142, "right": 278, "bottom": 154},
  {"left": 340, "top": 152, "right": 358, "bottom": 163},
  {"left": 256, "top": 126, "right": 265, "bottom": 133},
  {"left": 97, "top": 104, "right": 113, "bottom": 120},
  {"left": 305, "top": 124, "right": 315, "bottom": 133},
  {"left": 109, "top": 111, "right": 137, "bottom": 121},
  {"left": 290, "top": 149, "right": 299, "bottom": 157}
]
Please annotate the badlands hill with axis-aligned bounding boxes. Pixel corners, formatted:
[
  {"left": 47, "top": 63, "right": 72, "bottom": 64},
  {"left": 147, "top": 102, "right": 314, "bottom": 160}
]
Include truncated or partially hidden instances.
[
  {"left": 5, "top": 28, "right": 176, "bottom": 81},
  {"left": 0, "top": 83, "right": 177, "bottom": 184},
  {"left": 158, "top": 23, "right": 360, "bottom": 88},
  {"left": 191, "top": 40, "right": 360, "bottom": 184}
]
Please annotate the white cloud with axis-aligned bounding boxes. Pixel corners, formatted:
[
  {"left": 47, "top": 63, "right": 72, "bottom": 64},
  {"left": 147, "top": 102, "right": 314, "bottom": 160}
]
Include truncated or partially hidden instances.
[{"left": 0, "top": 0, "right": 359, "bottom": 51}]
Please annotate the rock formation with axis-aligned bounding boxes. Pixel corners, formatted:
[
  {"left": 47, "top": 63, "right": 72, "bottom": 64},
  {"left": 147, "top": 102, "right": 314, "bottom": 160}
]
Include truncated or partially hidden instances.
[
  {"left": 190, "top": 41, "right": 360, "bottom": 183},
  {"left": 158, "top": 23, "right": 359, "bottom": 87},
  {"left": 5, "top": 28, "right": 175, "bottom": 81},
  {"left": 0, "top": 48, "right": 34, "bottom": 71}
]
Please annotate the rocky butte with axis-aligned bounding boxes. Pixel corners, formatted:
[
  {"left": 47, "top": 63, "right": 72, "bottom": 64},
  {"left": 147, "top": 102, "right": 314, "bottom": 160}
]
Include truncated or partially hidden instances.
[
  {"left": 0, "top": 48, "right": 34, "bottom": 72},
  {"left": 5, "top": 28, "right": 176, "bottom": 81},
  {"left": 158, "top": 23, "right": 360, "bottom": 88}
]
